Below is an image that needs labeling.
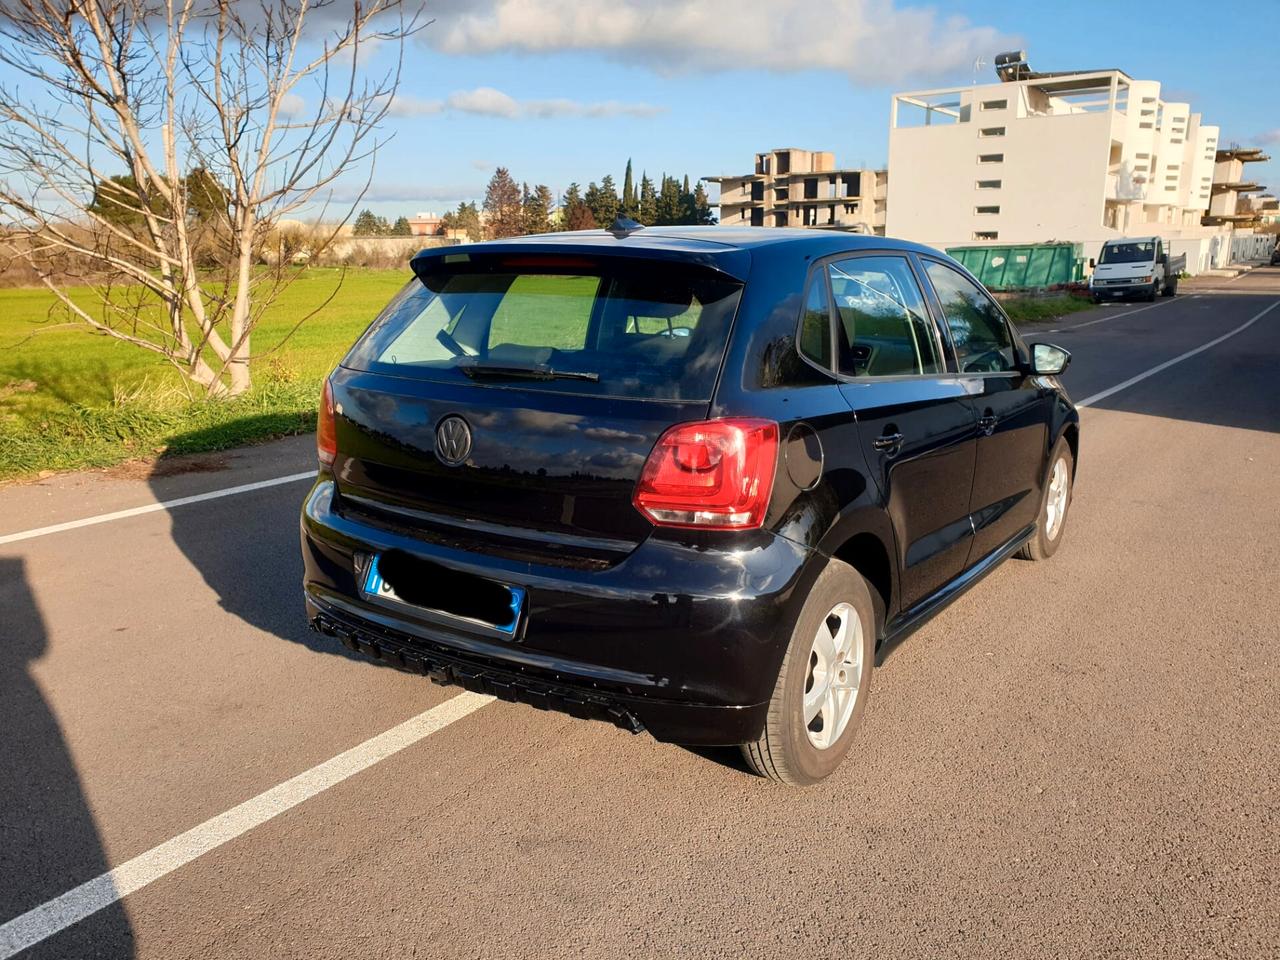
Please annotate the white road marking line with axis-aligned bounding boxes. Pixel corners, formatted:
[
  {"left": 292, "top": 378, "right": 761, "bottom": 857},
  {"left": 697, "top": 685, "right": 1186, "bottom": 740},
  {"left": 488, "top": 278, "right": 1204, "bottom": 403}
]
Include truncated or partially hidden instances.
[
  {"left": 0, "top": 471, "right": 315, "bottom": 546},
  {"left": 0, "top": 692, "right": 494, "bottom": 959},
  {"left": 1043, "top": 296, "right": 1182, "bottom": 335},
  {"left": 1077, "top": 298, "right": 1280, "bottom": 409}
]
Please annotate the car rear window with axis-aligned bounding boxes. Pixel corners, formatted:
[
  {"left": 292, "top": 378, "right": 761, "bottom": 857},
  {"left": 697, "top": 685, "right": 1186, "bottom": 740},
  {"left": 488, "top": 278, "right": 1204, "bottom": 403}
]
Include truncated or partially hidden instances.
[{"left": 342, "top": 257, "right": 742, "bottom": 401}]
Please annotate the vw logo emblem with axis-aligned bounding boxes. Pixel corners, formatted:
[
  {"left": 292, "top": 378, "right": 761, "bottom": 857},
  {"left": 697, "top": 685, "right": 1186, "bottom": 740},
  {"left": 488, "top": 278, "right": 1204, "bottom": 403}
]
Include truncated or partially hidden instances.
[{"left": 435, "top": 415, "right": 472, "bottom": 467}]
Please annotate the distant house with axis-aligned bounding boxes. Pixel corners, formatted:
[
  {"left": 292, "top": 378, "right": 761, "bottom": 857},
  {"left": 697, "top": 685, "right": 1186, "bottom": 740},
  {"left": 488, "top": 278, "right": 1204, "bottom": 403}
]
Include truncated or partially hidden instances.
[{"left": 407, "top": 212, "right": 444, "bottom": 237}]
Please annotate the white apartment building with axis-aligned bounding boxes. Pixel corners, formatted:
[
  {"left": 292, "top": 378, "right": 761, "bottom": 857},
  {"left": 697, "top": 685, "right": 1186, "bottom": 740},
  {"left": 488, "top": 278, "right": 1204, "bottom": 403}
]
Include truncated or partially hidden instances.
[
  {"left": 705, "top": 148, "right": 887, "bottom": 233},
  {"left": 1205, "top": 147, "right": 1272, "bottom": 226},
  {"left": 886, "top": 55, "right": 1232, "bottom": 272}
]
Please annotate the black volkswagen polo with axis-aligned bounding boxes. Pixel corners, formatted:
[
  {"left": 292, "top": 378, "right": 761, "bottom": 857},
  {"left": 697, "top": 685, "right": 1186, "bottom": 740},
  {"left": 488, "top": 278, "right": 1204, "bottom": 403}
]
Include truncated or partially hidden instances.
[{"left": 301, "top": 225, "right": 1078, "bottom": 785}]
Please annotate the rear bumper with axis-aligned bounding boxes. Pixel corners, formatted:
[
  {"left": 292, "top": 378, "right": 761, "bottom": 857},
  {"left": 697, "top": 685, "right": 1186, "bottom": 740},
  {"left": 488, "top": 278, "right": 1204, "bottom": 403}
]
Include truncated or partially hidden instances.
[{"left": 301, "top": 480, "right": 815, "bottom": 745}]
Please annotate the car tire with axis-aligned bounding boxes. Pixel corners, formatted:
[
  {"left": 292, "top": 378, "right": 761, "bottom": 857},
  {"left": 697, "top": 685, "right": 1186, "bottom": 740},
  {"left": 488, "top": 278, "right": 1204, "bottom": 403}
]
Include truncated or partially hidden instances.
[
  {"left": 1018, "top": 437, "right": 1074, "bottom": 561},
  {"left": 741, "top": 559, "right": 875, "bottom": 786},
  {"left": 1162, "top": 278, "right": 1177, "bottom": 297}
]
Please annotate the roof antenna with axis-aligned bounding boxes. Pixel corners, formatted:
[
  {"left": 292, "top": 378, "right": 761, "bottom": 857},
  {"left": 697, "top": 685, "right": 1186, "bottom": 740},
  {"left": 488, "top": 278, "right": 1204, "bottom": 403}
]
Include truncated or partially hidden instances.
[{"left": 607, "top": 216, "right": 644, "bottom": 239}]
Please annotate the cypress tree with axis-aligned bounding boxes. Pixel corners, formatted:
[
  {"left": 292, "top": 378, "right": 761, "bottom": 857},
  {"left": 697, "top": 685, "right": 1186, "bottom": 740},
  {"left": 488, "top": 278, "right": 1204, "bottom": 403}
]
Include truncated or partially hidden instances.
[
  {"left": 622, "top": 159, "right": 637, "bottom": 218},
  {"left": 638, "top": 173, "right": 657, "bottom": 225}
]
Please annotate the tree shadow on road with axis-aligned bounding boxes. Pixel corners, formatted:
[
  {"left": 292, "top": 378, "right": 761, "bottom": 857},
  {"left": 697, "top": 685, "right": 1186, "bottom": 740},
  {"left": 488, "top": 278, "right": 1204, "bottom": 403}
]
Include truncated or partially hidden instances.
[
  {"left": 147, "top": 420, "right": 366, "bottom": 666},
  {"left": 0, "top": 556, "right": 135, "bottom": 958}
]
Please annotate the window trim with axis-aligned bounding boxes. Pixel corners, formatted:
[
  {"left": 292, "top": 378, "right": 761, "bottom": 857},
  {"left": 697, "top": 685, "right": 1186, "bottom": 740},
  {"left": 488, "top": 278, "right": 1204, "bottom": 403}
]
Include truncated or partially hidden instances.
[
  {"left": 915, "top": 254, "right": 1028, "bottom": 378},
  {"left": 792, "top": 250, "right": 955, "bottom": 383}
]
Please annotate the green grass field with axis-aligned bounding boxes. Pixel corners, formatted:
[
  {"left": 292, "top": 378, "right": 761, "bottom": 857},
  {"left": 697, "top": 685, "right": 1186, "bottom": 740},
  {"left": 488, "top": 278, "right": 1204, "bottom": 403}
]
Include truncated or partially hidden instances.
[{"left": 0, "top": 268, "right": 408, "bottom": 481}]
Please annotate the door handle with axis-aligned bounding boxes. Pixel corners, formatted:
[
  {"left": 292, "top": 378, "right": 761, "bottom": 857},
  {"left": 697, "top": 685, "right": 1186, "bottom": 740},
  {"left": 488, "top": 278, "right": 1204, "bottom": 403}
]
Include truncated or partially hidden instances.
[
  {"left": 978, "top": 414, "right": 997, "bottom": 435},
  {"left": 873, "top": 432, "right": 904, "bottom": 451}
]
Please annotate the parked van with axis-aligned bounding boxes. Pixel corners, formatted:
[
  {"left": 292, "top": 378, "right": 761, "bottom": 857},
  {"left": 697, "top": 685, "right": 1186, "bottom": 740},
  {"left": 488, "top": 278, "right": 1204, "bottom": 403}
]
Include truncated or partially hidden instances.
[{"left": 1089, "top": 237, "right": 1184, "bottom": 303}]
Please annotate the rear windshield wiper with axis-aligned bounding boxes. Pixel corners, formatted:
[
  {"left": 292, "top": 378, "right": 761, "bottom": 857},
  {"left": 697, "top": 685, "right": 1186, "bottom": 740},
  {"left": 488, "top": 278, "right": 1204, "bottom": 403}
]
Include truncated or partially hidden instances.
[{"left": 456, "top": 360, "right": 600, "bottom": 382}]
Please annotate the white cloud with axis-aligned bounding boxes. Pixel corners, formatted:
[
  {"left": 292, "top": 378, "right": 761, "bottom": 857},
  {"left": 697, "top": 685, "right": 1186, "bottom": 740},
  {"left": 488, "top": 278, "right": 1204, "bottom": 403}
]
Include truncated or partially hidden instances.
[
  {"left": 423, "top": 0, "right": 1015, "bottom": 84},
  {"left": 447, "top": 86, "right": 522, "bottom": 118},
  {"left": 279, "top": 92, "right": 307, "bottom": 116},
  {"left": 388, "top": 94, "right": 445, "bottom": 116},
  {"left": 1256, "top": 129, "right": 1280, "bottom": 146},
  {"left": 387, "top": 87, "right": 663, "bottom": 120}
]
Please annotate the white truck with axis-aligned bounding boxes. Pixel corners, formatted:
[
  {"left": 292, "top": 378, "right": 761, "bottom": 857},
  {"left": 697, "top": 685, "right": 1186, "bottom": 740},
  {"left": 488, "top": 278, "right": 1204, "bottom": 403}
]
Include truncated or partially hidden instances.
[{"left": 1089, "top": 236, "right": 1185, "bottom": 303}]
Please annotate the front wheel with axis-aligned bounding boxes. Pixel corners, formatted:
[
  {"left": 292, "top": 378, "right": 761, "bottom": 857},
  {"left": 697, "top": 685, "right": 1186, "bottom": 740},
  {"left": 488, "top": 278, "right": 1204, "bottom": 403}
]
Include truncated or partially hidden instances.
[
  {"left": 1018, "top": 438, "right": 1074, "bottom": 561},
  {"left": 741, "top": 560, "right": 875, "bottom": 786}
]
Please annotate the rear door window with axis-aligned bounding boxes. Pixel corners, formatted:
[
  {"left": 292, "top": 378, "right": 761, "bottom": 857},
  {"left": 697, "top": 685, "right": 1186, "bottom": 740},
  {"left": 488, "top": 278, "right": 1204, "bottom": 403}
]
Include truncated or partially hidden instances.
[
  {"left": 344, "top": 257, "right": 743, "bottom": 401},
  {"left": 922, "top": 261, "right": 1018, "bottom": 374},
  {"left": 828, "top": 255, "right": 942, "bottom": 377}
]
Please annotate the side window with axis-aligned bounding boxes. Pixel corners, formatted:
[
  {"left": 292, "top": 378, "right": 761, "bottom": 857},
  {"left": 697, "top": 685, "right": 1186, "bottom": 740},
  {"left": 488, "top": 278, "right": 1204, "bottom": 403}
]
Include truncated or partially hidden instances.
[
  {"left": 923, "top": 261, "right": 1017, "bottom": 373},
  {"left": 798, "top": 271, "right": 833, "bottom": 369},
  {"left": 827, "top": 255, "right": 941, "bottom": 377}
]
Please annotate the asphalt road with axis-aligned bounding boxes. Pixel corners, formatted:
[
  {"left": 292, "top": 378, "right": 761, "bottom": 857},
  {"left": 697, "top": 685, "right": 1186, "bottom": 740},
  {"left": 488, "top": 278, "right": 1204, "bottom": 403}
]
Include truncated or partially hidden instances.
[{"left": 2, "top": 270, "right": 1279, "bottom": 959}]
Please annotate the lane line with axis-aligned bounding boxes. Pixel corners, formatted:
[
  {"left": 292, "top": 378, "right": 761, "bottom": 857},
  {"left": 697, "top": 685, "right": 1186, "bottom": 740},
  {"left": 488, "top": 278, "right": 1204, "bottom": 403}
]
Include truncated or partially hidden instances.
[
  {"left": 1042, "top": 296, "right": 1183, "bottom": 335},
  {"left": 0, "top": 692, "right": 495, "bottom": 959},
  {"left": 0, "top": 471, "right": 315, "bottom": 546},
  {"left": 1077, "top": 298, "right": 1280, "bottom": 409}
]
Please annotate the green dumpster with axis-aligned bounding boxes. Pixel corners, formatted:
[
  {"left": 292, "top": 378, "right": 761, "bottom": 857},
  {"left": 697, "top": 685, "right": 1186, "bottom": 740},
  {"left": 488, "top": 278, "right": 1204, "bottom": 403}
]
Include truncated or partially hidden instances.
[{"left": 944, "top": 242, "right": 1084, "bottom": 291}]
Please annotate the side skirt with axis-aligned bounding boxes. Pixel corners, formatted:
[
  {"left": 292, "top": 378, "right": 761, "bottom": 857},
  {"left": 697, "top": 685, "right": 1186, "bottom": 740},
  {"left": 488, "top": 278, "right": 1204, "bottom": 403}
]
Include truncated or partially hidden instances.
[{"left": 875, "top": 523, "right": 1035, "bottom": 666}]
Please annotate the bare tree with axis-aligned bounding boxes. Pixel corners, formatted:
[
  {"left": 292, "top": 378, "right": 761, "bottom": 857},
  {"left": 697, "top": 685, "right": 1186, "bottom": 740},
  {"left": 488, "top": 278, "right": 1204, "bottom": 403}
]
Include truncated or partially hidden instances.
[{"left": 0, "top": 0, "right": 423, "bottom": 396}]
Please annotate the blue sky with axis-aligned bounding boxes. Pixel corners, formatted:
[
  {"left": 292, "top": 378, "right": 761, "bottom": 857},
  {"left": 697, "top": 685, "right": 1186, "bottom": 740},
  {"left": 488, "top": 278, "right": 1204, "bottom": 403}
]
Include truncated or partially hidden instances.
[
  {"left": 1, "top": 0, "right": 1275, "bottom": 220},
  {"left": 342, "top": 0, "right": 1280, "bottom": 218}
]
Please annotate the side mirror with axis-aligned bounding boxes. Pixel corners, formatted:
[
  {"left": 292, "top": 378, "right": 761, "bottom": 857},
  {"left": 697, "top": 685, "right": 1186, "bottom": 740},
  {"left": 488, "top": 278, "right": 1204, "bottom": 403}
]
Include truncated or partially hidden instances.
[
  {"left": 1088, "top": 258, "right": 1096, "bottom": 269},
  {"left": 1029, "top": 342, "right": 1071, "bottom": 376}
]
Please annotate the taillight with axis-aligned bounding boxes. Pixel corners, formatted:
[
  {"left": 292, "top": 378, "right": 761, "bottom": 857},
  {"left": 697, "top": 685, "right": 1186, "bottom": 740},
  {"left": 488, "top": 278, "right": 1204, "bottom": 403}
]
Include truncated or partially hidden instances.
[
  {"left": 317, "top": 379, "right": 337, "bottom": 468},
  {"left": 633, "top": 418, "right": 779, "bottom": 530}
]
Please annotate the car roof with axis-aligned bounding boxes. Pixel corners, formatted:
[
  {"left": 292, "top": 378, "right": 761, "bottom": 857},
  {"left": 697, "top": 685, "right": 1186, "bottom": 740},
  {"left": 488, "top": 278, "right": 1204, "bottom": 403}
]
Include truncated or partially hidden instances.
[{"left": 410, "top": 227, "right": 947, "bottom": 283}]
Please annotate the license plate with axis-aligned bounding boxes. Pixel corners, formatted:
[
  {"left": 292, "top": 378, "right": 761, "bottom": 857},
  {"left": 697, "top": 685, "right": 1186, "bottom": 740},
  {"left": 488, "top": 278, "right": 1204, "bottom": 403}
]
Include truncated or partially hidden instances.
[{"left": 363, "top": 553, "right": 524, "bottom": 635}]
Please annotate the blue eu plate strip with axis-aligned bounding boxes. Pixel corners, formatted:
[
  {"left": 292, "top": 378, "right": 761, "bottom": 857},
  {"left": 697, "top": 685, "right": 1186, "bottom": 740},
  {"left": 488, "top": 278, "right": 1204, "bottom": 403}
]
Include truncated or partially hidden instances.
[{"left": 363, "top": 554, "right": 523, "bottom": 635}]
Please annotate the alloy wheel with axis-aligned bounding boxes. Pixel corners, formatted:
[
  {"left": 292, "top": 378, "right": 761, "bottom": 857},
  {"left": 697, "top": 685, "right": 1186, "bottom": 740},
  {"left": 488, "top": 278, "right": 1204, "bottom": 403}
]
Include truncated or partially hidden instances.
[
  {"left": 803, "top": 602, "right": 864, "bottom": 750},
  {"left": 1045, "top": 457, "right": 1069, "bottom": 540}
]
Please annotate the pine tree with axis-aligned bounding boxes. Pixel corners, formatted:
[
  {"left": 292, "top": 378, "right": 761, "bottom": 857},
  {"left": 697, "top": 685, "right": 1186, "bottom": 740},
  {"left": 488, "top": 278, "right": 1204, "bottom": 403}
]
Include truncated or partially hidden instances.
[
  {"left": 523, "top": 182, "right": 553, "bottom": 234},
  {"left": 583, "top": 181, "right": 600, "bottom": 225},
  {"left": 562, "top": 182, "right": 597, "bottom": 231},
  {"left": 185, "top": 167, "right": 229, "bottom": 224},
  {"left": 462, "top": 202, "right": 482, "bottom": 241},
  {"left": 692, "top": 182, "right": 716, "bottom": 225},
  {"left": 483, "top": 166, "right": 523, "bottom": 239},
  {"left": 621, "top": 159, "right": 637, "bottom": 219},
  {"left": 391, "top": 215, "right": 412, "bottom": 236},
  {"left": 598, "top": 174, "right": 619, "bottom": 225},
  {"left": 441, "top": 201, "right": 482, "bottom": 241},
  {"left": 656, "top": 174, "right": 683, "bottom": 225},
  {"left": 638, "top": 173, "right": 657, "bottom": 225},
  {"left": 352, "top": 208, "right": 381, "bottom": 236},
  {"left": 680, "top": 175, "right": 697, "bottom": 225}
]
